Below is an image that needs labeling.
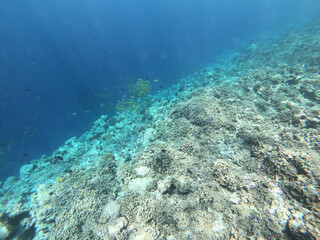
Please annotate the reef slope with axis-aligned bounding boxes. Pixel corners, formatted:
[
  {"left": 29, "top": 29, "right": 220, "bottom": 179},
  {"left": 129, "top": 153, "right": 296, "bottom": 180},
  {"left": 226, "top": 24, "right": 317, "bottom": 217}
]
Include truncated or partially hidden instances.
[{"left": 0, "top": 21, "right": 319, "bottom": 240}]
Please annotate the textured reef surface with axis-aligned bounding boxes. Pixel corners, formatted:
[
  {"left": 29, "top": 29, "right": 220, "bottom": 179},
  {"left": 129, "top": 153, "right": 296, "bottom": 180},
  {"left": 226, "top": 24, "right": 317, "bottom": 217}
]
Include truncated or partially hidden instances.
[{"left": 1, "top": 20, "right": 320, "bottom": 240}]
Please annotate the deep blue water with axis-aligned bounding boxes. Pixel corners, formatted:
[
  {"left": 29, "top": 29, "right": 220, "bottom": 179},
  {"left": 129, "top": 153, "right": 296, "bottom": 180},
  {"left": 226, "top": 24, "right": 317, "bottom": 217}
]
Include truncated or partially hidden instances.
[{"left": 0, "top": 0, "right": 319, "bottom": 181}]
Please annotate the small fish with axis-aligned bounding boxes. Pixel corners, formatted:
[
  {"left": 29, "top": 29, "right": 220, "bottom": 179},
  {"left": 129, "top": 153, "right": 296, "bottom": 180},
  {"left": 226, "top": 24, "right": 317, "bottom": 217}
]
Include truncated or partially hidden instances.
[
  {"left": 90, "top": 132, "right": 103, "bottom": 141},
  {"left": 72, "top": 112, "right": 77, "bottom": 116},
  {"left": 50, "top": 155, "right": 63, "bottom": 164},
  {"left": 154, "top": 79, "right": 160, "bottom": 82}
]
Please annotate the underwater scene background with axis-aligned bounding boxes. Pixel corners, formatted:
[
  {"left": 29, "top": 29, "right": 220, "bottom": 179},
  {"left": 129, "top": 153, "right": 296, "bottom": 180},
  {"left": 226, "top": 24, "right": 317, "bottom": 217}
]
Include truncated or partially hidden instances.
[
  {"left": 0, "top": 0, "right": 320, "bottom": 239},
  {"left": 1, "top": 0, "right": 320, "bottom": 181}
]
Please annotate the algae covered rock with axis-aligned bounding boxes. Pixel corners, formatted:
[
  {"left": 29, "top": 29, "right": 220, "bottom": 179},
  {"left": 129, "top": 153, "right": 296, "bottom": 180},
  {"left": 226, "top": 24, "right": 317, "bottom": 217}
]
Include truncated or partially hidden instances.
[
  {"left": 2, "top": 176, "right": 17, "bottom": 191},
  {"left": 20, "top": 164, "right": 35, "bottom": 179},
  {"left": 100, "top": 200, "right": 121, "bottom": 223},
  {"left": 104, "top": 216, "right": 128, "bottom": 240}
]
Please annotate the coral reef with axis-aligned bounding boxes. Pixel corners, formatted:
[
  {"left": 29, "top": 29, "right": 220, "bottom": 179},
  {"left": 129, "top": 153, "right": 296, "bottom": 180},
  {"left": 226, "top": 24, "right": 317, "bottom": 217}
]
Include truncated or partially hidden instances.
[{"left": 0, "top": 20, "right": 319, "bottom": 239}]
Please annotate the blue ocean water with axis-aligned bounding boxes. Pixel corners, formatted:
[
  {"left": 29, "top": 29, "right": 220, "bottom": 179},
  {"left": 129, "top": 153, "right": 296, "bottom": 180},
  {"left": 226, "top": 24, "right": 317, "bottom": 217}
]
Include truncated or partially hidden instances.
[{"left": 0, "top": 0, "right": 319, "bottom": 181}]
